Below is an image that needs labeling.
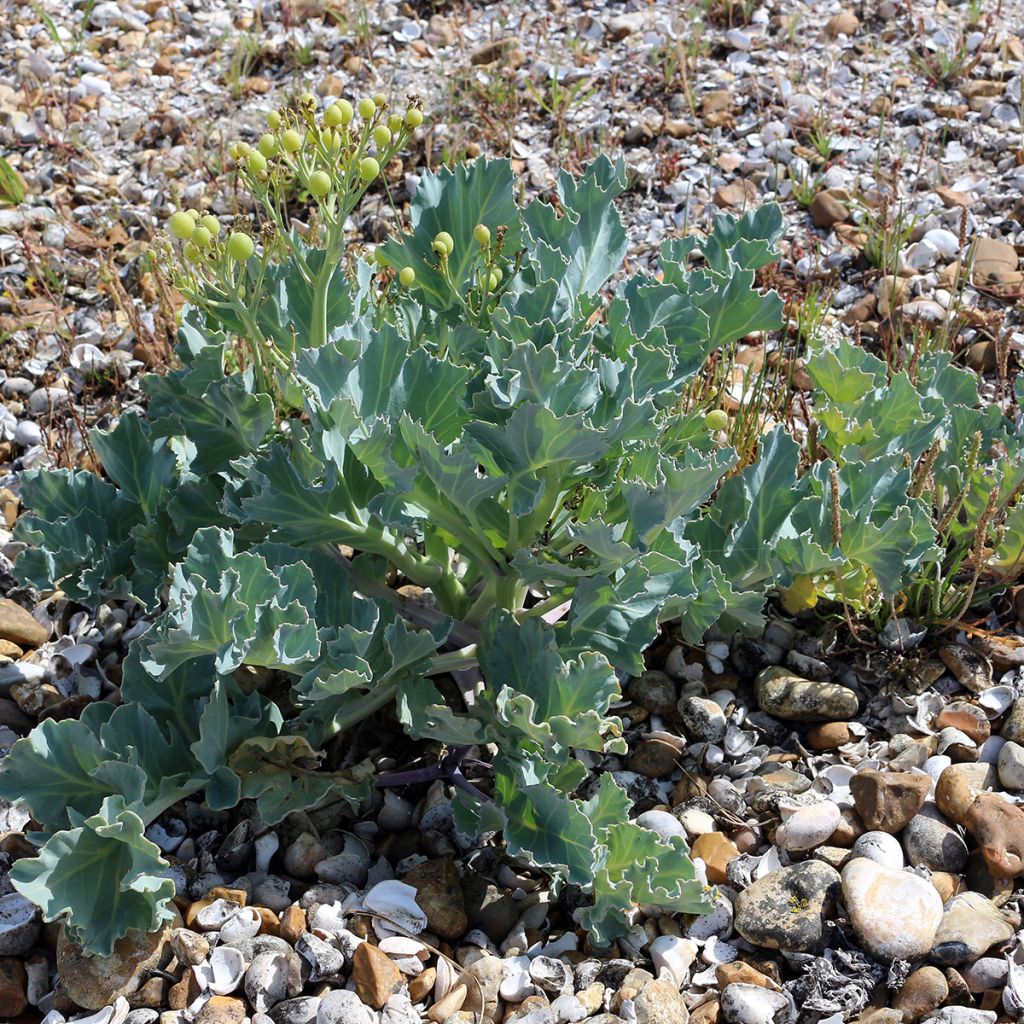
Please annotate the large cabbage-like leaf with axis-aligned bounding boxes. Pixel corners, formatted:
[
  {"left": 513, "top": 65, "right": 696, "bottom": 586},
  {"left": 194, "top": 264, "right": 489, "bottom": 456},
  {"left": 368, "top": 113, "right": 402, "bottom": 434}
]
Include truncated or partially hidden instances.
[{"left": 10, "top": 796, "right": 176, "bottom": 955}]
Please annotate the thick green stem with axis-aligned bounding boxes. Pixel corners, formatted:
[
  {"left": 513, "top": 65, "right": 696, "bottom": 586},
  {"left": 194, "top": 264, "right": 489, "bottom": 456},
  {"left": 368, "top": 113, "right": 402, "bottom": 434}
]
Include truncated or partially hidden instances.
[
  {"left": 324, "top": 684, "right": 398, "bottom": 738},
  {"left": 309, "top": 253, "right": 335, "bottom": 349}
]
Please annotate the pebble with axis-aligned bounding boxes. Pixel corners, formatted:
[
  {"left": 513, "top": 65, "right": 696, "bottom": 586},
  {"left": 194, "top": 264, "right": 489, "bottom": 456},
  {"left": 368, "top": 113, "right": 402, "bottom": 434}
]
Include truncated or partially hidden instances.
[
  {"left": 734, "top": 861, "right": 840, "bottom": 953},
  {"left": 935, "top": 763, "right": 997, "bottom": 826},
  {"left": 57, "top": 927, "right": 171, "bottom": 1010},
  {"left": 754, "top": 667, "right": 858, "bottom": 721},
  {"left": 635, "top": 809, "right": 687, "bottom": 840},
  {"left": 0, "top": 599, "right": 47, "bottom": 648},
  {"left": 894, "top": 967, "right": 948, "bottom": 1023},
  {"left": 965, "top": 792, "right": 1024, "bottom": 878},
  {"left": 630, "top": 671, "right": 677, "bottom": 713},
  {"left": 775, "top": 801, "right": 841, "bottom": 851},
  {"left": 678, "top": 695, "right": 728, "bottom": 742},
  {"left": 632, "top": 977, "right": 690, "bottom": 1023},
  {"left": 841, "top": 859, "right": 943, "bottom": 960},
  {"left": 649, "top": 935, "right": 698, "bottom": 988},
  {"left": 690, "top": 832, "right": 740, "bottom": 883},
  {"left": 851, "top": 831, "right": 904, "bottom": 870},
  {"left": 939, "top": 645, "right": 992, "bottom": 693},
  {"left": 402, "top": 859, "right": 467, "bottom": 941},
  {"left": 997, "top": 740, "right": 1024, "bottom": 790},
  {"left": 720, "top": 984, "right": 789, "bottom": 1024},
  {"left": 317, "top": 990, "right": 374, "bottom": 1024},
  {"left": 0, "top": 958, "right": 27, "bottom": 1018},
  {"left": 902, "top": 805, "right": 968, "bottom": 873},
  {"left": 850, "top": 770, "right": 930, "bottom": 833},
  {"left": 930, "top": 891, "right": 1014, "bottom": 965},
  {"left": 351, "top": 942, "right": 403, "bottom": 1009},
  {"left": 245, "top": 951, "right": 293, "bottom": 1013}
]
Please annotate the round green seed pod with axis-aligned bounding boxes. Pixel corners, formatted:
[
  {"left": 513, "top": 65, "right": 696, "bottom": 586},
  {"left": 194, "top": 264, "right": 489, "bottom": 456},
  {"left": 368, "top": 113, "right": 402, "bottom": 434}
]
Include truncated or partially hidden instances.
[
  {"left": 200, "top": 214, "right": 220, "bottom": 237},
  {"left": 267, "top": 110, "right": 282, "bottom": 129},
  {"left": 487, "top": 271, "right": 499, "bottom": 290},
  {"left": 246, "top": 151, "right": 267, "bottom": 174},
  {"left": 281, "top": 128, "right": 302, "bottom": 153},
  {"left": 191, "top": 225, "right": 212, "bottom": 248},
  {"left": 388, "top": 113, "right": 403, "bottom": 133},
  {"left": 359, "top": 157, "right": 379, "bottom": 181},
  {"left": 434, "top": 231, "right": 454, "bottom": 255},
  {"left": 182, "top": 241, "right": 200, "bottom": 262},
  {"left": 227, "top": 232, "right": 255, "bottom": 261},
  {"left": 474, "top": 224, "right": 490, "bottom": 246},
  {"left": 357, "top": 97, "right": 376, "bottom": 119},
  {"left": 187, "top": 208, "right": 201, "bottom": 222},
  {"left": 404, "top": 107, "right": 423, "bottom": 129},
  {"left": 299, "top": 91, "right": 317, "bottom": 109},
  {"left": 374, "top": 92, "right": 387, "bottom": 108},
  {"left": 705, "top": 409, "right": 729, "bottom": 432},
  {"left": 308, "top": 170, "right": 332, "bottom": 197},
  {"left": 399, "top": 266, "right": 416, "bottom": 287},
  {"left": 258, "top": 133, "right": 278, "bottom": 158},
  {"left": 373, "top": 124, "right": 392, "bottom": 149},
  {"left": 336, "top": 98, "right": 354, "bottom": 124},
  {"left": 169, "top": 210, "right": 196, "bottom": 240},
  {"left": 324, "top": 104, "right": 344, "bottom": 128}
]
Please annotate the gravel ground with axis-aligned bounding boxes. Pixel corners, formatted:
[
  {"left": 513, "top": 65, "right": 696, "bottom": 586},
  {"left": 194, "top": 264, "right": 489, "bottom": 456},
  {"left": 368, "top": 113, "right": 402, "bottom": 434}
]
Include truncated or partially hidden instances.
[{"left": 2, "top": 1, "right": 1024, "bottom": 1023}]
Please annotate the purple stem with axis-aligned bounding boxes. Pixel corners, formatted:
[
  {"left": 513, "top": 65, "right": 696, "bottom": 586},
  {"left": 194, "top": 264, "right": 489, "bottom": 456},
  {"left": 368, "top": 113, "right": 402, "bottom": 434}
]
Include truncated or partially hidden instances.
[{"left": 376, "top": 745, "right": 493, "bottom": 803}]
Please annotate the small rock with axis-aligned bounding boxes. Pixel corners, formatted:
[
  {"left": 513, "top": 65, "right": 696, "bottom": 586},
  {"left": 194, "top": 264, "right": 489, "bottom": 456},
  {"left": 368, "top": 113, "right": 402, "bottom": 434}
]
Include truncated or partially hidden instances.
[
  {"left": 427, "top": 983, "right": 466, "bottom": 1022},
  {"left": 935, "top": 763, "right": 996, "bottom": 826},
  {"left": 0, "top": 599, "right": 47, "bottom": 648},
  {"left": 691, "top": 833, "right": 740, "bottom": 884},
  {"left": 902, "top": 806, "right": 968, "bottom": 873},
  {"left": 702, "top": 90, "right": 733, "bottom": 115},
  {"left": 805, "top": 723, "right": 855, "bottom": 750},
  {"left": 850, "top": 771, "right": 930, "bottom": 833},
  {"left": 196, "top": 996, "right": 247, "bottom": 1024},
  {"left": 678, "top": 696, "right": 727, "bottom": 743},
  {"left": 0, "top": 957, "right": 27, "bottom": 1018},
  {"left": 841, "top": 859, "right": 943, "bottom": 960},
  {"left": 317, "top": 989, "right": 375, "bottom": 1024},
  {"left": 754, "top": 667, "right": 858, "bottom": 722},
  {"left": 1001, "top": 696, "right": 1024, "bottom": 743},
  {"left": 245, "top": 951, "right": 293, "bottom": 1013},
  {"left": 920, "top": 1010, "right": 995, "bottom": 1024},
  {"left": 965, "top": 793, "right": 1024, "bottom": 878},
  {"left": 629, "top": 671, "right": 677, "bottom": 714},
  {"left": 718, "top": 965, "right": 775, "bottom": 992},
  {"left": 776, "top": 801, "right": 841, "bottom": 852},
  {"left": 931, "top": 892, "right": 1014, "bottom": 966},
  {"left": 629, "top": 736, "right": 684, "bottom": 778},
  {"left": 650, "top": 935, "right": 698, "bottom": 988},
  {"left": 734, "top": 861, "right": 840, "bottom": 953},
  {"left": 635, "top": 810, "right": 687, "bottom": 840},
  {"left": 997, "top": 741, "right": 1024, "bottom": 790},
  {"left": 402, "top": 859, "right": 466, "bottom": 941},
  {"left": 720, "top": 984, "right": 789, "bottom": 1024},
  {"left": 939, "top": 645, "right": 992, "bottom": 693},
  {"left": 607, "top": 13, "right": 644, "bottom": 40},
  {"left": 851, "top": 831, "right": 904, "bottom": 871},
  {"left": 57, "top": 927, "right": 171, "bottom": 1010},
  {"left": 633, "top": 977, "right": 690, "bottom": 1023},
  {"left": 825, "top": 10, "right": 860, "bottom": 36},
  {"left": 894, "top": 967, "right": 948, "bottom": 1023},
  {"left": 352, "top": 942, "right": 403, "bottom": 1010},
  {"left": 935, "top": 704, "right": 990, "bottom": 746},
  {"left": 271, "top": 997, "right": 321, "bottom": 1024},
  {"left": 970, "top": 238, "right": 1019, "bottom": 285},
  {"left": 810, "top": 192, "right": 849, "bottom": 228}
]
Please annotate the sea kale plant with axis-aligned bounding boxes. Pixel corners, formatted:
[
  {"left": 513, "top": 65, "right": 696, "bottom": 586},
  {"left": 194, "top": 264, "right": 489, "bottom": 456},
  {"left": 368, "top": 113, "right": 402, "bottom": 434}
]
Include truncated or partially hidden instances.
[{"left": 4, "top": 93, "right": 1024, "bottom": 955}]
